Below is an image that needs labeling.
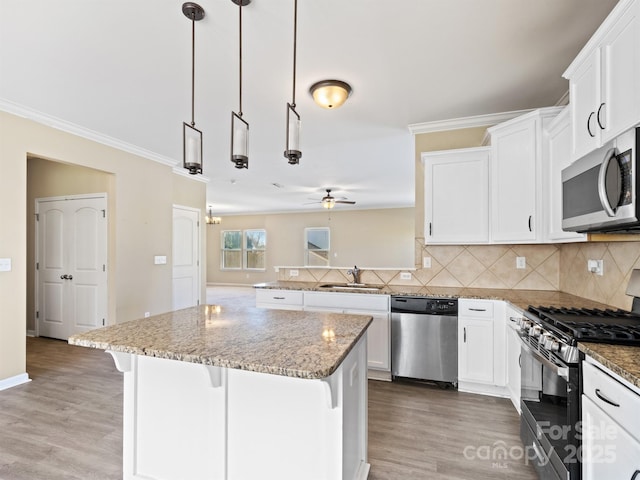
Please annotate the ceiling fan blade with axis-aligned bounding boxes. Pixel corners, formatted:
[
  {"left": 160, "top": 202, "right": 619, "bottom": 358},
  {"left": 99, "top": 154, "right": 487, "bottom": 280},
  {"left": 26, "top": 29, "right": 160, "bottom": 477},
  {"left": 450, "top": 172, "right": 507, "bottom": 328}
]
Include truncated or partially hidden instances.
[{"left": 335, "top": 200, "right": 356, "bottom": 204}]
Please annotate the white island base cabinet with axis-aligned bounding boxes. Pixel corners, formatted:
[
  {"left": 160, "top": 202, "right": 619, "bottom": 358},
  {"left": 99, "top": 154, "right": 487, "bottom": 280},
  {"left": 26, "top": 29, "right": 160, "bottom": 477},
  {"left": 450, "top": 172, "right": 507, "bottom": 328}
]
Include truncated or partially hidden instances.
[{"left": 108, "top": 335, "right": 370, "bottom": 480}]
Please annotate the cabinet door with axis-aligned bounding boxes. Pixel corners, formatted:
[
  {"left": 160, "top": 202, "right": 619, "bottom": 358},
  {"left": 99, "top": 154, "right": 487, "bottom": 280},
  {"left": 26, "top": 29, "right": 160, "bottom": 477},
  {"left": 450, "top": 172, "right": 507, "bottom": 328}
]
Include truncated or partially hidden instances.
[
  {"left": 506, "top": 326, "right": 521, "bottom": 413},
  {"left": 545, "top": 109, "right": 587, "bottom": 242},
  {"left": 423, "top": 147, "right": 490, "bottom": 244},
  {"left": 361, "top": 312, "right": 390, "bottom": 371},
  {"left": 601, "top": 0, "right": 640, "bottom": 143},
  {"left": 569, "top": 51, "right": 601, "bottom": 160},
  {"left": 491, "top": 121, "right": 538, "bottom": 242},
  {"left": 458, "top": 317, "right": 494, "bottom": 384},
  {"left": 582, "top": 395, "right": 640, "bottom": 480}
]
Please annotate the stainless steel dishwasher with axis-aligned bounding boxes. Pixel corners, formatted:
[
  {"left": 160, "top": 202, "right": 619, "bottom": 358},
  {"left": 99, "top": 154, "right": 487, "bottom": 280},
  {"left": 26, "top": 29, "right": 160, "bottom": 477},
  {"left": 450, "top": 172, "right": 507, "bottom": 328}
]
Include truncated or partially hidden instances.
[{"left": 391, "top": 296, "right": 458, "bottom": 385}]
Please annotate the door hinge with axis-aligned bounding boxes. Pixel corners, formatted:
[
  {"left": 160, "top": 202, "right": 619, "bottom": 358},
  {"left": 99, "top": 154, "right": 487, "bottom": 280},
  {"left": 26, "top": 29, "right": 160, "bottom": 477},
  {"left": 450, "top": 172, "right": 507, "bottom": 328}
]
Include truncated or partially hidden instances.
[
  {"left": 101, "top": 209, "right": 106, "bottom": 218},
  {"left": 35, "top": 213, "right": 39, "bottom": 221},
  {"left": 36, "top": 262, "right": 39, "bottom": 270},
  {"left": 197, "top": 220, "right": 200, "bottom": 227},
  {"left": 36, "top": 311, "right": 39, "bottom": 319},
  {"left": 103, "top": 264, "right": 106, "bottom": 272}
]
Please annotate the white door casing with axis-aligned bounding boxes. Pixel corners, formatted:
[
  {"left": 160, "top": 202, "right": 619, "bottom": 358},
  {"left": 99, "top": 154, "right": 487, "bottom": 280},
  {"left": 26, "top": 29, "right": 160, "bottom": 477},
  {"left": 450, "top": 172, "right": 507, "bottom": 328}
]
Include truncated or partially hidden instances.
[
  {"left": 172, "top": 205, "right": 200, "bottom": 310},
  {"left": 36, "top": 194, "right": 107, "bottom": 339}
]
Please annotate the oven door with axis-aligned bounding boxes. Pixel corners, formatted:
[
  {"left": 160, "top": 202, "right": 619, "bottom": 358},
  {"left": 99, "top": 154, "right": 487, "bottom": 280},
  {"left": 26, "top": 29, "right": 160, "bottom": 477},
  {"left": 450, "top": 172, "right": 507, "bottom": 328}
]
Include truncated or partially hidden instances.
[{"left": 518, "top": 338, "right": 581, "bottom": 480}]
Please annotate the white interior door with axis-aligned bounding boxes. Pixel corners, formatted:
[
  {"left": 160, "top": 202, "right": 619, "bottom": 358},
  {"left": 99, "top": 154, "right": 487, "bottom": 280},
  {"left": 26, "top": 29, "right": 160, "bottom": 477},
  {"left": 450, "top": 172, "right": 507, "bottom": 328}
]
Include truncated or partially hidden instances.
[
  {"left": 172, "top": 206, "right": 200, "bottom": 310},
  {"left": 36, "top": 195, "right": 107, "bottom": 339}
]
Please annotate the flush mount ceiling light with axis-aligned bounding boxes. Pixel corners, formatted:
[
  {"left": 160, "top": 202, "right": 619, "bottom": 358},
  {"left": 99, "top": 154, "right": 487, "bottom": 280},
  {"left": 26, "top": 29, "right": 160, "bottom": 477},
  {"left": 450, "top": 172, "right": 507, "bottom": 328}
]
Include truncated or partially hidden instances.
[
  {"left": 182, "top": 2, "right": 205, "bottom": 175},
  {"left": 230, "top": 0, "right": 251, "bottom": 169},
  {"left": 309, "top": 80, "right": 352, "bottom": 109},
  {"left": 284, "top": 0, "right": 302, "bottom": 165}
]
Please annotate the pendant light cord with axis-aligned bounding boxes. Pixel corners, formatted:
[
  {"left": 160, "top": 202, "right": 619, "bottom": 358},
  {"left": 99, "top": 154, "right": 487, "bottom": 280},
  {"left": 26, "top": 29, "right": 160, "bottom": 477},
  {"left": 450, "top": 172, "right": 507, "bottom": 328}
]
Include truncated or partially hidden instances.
[
  {"left": 238, "top": 1, "right": 243, "bottom": 116},
  {"left": 291, "top": 0, "right": 297, "bottom": 107},
  {"left": 190, "top": 13, "right": 196, "bottom": 127}
]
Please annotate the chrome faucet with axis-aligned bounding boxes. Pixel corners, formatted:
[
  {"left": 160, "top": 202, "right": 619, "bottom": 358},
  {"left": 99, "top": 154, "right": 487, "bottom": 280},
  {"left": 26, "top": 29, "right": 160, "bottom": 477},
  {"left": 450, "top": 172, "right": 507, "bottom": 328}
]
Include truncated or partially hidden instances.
[{"left": 347, "top": 265, "right": 362, "bottom": 285}]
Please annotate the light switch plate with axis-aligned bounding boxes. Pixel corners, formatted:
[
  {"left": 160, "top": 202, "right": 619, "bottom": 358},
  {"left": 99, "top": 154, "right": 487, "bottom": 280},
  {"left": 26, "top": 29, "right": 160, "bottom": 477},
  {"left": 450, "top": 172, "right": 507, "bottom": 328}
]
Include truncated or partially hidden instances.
[
  {"left": 0, "top": 258, "right": 11, "bottom": 272},
  {"left": 423, "top": 257, "right": 431, "bottom": 268},
  {"left": 154, "top": 255, "right": 167, "bottom": 265},
  {"left": 400, "top": 272, "right": 412, "bottom": 280},
  {"left": 516, "top": 257, "right": 526, "bottom": 269},
  {"left": 290, "top": 269, "right": 299, "bottom": 277}
]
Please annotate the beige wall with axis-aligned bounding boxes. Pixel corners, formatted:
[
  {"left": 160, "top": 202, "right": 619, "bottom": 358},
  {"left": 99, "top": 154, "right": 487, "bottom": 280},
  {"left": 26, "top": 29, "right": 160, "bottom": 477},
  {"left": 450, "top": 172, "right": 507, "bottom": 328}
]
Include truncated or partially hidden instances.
[
  {"left": 414, "top": 127, "right": 489, "bottom": 239},
  {"left": 207, "top": 208, "right": 415, "bottom": 285},
  {"left": 0, "top": 110, "right": 205, "bottom": 384}
]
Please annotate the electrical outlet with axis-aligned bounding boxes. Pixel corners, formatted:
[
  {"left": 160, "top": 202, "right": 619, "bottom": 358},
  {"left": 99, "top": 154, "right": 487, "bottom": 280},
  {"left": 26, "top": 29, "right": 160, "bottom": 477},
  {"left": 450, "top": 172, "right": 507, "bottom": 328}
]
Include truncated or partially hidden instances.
[
  {"left": 423, "top": 257, "right": 431, "bottom": 268},
  {"left": 400, "top": 272, "right": 412, "bottom": 280},
  {"left": 516, "top": 257, "right": 526, "bottom": 269},
  {"left": 274, "top": 266, "right": 279, "bottom": 273},
  {"left": 588, "top": 259, "right": 604, "bottom": 276},
  {"left": 290, "top": 269, "right": 299, "bottom": 277},
  {"left": 0, "top": 258, "right": 11, "bottom": 272},
  {"left": 144, "top": 312, "right": 150, "bottom": 318}
]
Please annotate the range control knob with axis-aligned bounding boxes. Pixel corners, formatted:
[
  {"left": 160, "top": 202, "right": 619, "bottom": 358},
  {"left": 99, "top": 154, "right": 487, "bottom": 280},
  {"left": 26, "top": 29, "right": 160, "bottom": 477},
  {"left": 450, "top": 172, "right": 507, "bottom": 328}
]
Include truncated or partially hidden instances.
[
  {"left": 531, "top": 325, "right": 542, "bottom": 338},
  {"left": 549, "top": 340, "right": 560, "bottom": 352}
]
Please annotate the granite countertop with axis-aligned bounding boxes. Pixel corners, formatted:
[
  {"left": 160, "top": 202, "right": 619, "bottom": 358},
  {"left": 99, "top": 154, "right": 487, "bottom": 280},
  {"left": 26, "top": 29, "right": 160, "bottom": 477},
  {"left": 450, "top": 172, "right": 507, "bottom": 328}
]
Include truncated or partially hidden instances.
[
  {"left": 579, "top": 342, "right": 640, "bottom": 390},
  {"left": 68, "top": 304, "right": 372, "bottom": 380},
  {"left": 254, "top": 281, "right": 613, "bottom": 311}
]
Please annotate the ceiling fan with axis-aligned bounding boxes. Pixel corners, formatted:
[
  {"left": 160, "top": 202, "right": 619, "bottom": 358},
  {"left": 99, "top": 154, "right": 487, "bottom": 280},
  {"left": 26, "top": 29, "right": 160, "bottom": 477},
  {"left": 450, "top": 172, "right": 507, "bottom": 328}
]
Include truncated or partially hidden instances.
[{"left": 307, "top": 189, "right": 356, "bottom": 209}]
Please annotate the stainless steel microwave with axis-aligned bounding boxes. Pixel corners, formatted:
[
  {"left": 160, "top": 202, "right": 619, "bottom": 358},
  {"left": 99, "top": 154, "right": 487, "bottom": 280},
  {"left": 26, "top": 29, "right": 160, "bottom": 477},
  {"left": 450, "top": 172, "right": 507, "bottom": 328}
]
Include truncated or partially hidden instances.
[{"left": 562, "top": 127, "right": 639, "bottom": 233}]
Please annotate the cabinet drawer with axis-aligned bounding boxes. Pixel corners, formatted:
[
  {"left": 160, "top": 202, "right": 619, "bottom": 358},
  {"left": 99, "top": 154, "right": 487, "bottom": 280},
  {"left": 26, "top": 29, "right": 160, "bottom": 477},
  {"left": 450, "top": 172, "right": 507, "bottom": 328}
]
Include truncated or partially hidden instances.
[
  {"left": 459, "top": 299, "right": 494, "bottom": 318},
  {"left": 304, "top": 292, "right": 389, "bottom": 312},
  {"left": 255, "top": 289, "right": 303, "bottom": 307},
  {"left": 582, "top": 360, "right": 640, "bottom": 442}
]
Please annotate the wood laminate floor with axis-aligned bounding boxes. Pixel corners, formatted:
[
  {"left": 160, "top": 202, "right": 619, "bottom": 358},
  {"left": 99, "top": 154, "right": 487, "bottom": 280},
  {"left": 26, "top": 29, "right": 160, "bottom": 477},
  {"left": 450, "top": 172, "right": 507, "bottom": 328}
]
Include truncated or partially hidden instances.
[{"left": 0, "top": 287, "right": 538, "bottom": 479}]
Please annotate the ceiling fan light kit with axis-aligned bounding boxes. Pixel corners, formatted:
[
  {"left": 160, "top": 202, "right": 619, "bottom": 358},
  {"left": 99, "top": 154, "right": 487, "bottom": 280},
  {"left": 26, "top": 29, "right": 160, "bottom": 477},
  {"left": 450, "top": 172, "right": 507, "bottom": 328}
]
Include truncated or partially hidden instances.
[
  {"left": 182, "top": 2, "right": 205, "bottom": 175},
  {"left": 320, "top": 189, "right": 356, "bottom": 209},
  {"left": 310, "top": 80, "right": 352, "bottom": 109}
]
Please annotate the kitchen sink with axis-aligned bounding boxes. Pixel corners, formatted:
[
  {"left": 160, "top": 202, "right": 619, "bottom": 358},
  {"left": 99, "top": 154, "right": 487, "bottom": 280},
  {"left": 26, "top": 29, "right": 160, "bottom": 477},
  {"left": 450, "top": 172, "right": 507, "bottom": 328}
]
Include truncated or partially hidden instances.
[{"left": 318, "top": 283, "right": 384, "bottom": 291}]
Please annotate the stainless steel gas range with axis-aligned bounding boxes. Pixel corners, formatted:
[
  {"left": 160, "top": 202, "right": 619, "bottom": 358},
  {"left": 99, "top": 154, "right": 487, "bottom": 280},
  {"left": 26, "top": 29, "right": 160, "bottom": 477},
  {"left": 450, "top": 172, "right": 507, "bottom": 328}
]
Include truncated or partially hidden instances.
[{"left": 513, "top": 297, "right": 640, "bottom": 480}]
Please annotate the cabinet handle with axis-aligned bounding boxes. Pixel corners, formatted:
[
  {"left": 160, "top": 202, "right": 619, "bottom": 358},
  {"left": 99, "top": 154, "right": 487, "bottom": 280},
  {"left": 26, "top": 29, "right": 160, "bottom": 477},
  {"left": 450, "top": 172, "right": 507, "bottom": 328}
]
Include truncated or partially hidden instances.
[
  {"left": 631, "top": 470, "right": 640, "bottom": 480},
  {"left": 60, "top": 274, "right": 67, "bottom": 280},
  {"left": 596, "top": 102, "right": 605, "bottom": 130},
  {"left": 273, "top": 296, "right": 286, "bottom": 300},
  {"left": 463, "top": 327, "right": 466, "bottom": 343},
  {"left": 595, "top": 388, "right": 620, "bottom": 407},
  {"left": 587, "top": 112, "right": 595, "bottom": 137},
  {"left": 429, "top": 222, "right": 432, "bottom": 236},
  {"left": 519, "top": 353, "right": 522, "bottom": 368},
  {"left": 528, "top": 215, "right": 532, "bottom": 232},
  {"left": 509, "top": 316, "right": 520, "bottom": 323},
  {"left": 469, "top": 308, "right": 486, "bottom": 312}
]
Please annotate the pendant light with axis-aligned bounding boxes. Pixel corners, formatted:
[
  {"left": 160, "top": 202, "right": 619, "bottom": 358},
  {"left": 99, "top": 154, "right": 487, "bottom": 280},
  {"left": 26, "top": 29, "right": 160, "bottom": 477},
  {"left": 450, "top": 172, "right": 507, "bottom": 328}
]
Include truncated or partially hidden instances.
[
  {"left": 230, "top": 0, "right": 250, "bottom": 169},
  {"left": 182, "top": 2, "right": 205, "bottom": 175},
  {"left": 284, "top": 0, "right": 302, "bottom": 165}
]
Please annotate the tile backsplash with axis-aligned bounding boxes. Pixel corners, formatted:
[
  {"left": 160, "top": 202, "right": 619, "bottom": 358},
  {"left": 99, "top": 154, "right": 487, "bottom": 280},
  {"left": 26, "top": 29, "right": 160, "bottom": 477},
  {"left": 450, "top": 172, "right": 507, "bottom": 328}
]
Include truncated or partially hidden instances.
[{"left": 277, "top": 240, "right": 640, "bottom": 309}]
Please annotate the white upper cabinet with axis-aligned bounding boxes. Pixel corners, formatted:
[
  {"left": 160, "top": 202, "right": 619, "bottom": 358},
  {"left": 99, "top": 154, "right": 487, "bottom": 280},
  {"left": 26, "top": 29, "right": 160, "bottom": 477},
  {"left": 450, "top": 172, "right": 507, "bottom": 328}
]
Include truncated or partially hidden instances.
[
  {"left": 487, "top": 107, "right": 563, "bottom": 243},
  {"left": 564, "top": 0, "right": 640, "bottom": 160},
  {"left": 422, "top": 147, "right": 490, "bottom": 244},
  {"left": 542, "top": 107, "right": 587, "bottom": 243}
]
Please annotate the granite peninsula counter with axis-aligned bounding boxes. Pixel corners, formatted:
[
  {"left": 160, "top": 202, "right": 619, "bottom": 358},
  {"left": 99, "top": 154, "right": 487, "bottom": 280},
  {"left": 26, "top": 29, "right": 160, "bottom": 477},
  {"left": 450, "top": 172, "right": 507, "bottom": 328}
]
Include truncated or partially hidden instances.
[{"left": 69, "top": 304, "right": 373, "bottom": 480}]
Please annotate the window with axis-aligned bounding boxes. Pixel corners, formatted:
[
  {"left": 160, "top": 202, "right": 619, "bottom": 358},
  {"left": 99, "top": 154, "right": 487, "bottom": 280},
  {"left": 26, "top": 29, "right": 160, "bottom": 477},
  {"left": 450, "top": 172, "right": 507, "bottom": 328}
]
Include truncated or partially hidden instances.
[
  {"left": 305, "top": 227, "right": 330, "bottom": 266},
  {"left": 221, "top": 229, "right": 266, "bottom": 270},
  {"left": 244, "top": 229, "right": 266, "bottom": 270},
  {"left": 221, "top": 230, "right": 242, "bottom": 269}
]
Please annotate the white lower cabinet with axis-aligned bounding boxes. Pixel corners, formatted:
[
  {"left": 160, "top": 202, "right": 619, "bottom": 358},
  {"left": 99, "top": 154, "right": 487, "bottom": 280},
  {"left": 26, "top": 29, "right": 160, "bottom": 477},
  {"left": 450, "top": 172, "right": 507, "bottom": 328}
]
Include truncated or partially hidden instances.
[
  {"left": 458, "top": 299, "right": 507, "bottom": 396},
  {"left": 582, "top": 358, "right": 640, "bottom": 480},
  {"left": 267, "top": 290, "right": 391, "bottom": 377},
  {"left": 255, "top": 289, "right": 303, "bottom": 310}
]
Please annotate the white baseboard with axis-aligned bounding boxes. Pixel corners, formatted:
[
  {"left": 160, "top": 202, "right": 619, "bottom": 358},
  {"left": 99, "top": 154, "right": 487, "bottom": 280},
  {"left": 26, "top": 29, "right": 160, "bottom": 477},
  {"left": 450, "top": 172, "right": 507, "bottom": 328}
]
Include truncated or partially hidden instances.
[
  {"left": 0, "top": 373, "right": 31, "bottom": 391},
  {"left": 26, "top": 329, "right": 36, "bottom": 337}
]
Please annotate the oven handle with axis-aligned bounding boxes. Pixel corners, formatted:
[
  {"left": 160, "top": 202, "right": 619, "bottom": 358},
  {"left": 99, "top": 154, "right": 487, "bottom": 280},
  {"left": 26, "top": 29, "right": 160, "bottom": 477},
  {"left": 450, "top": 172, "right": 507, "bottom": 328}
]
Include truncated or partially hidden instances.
[{"left": 518, "top": 335, "right": 569, "bottom": 381}]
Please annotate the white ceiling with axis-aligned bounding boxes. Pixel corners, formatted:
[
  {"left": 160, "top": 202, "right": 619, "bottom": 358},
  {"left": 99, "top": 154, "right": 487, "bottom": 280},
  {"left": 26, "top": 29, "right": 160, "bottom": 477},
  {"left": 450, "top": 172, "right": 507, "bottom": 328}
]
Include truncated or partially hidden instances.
[{"left": 0, "top": 0, "right": 618, "bottom": 214}]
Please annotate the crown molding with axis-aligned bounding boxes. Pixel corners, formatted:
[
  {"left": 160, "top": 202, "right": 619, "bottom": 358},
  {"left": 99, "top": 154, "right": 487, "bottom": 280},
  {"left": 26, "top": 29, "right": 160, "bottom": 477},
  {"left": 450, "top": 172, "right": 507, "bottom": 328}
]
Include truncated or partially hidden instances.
[
  {"left": 0, "top": 98, "right": 178, "bottom": 167},
  {"left": 408, "top": 108, "right": 536, "bottom": 135}
]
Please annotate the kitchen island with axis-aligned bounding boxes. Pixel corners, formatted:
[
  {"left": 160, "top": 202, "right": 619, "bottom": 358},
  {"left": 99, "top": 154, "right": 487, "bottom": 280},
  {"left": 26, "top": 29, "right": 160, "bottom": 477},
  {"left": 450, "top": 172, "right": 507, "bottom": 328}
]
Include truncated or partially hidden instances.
[{"left": 69, "top": 304, "right": 372, "bottom": 480}]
